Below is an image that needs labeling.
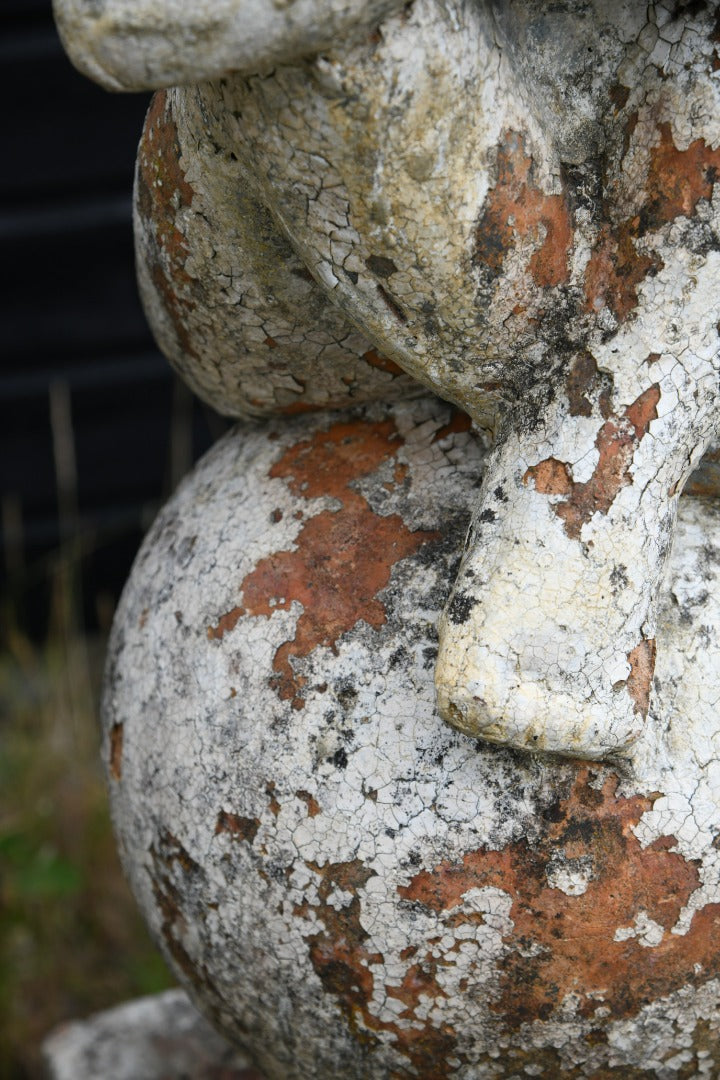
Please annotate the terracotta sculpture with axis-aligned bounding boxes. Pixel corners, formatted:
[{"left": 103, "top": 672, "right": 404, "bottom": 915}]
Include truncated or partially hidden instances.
[
  {"left": 54, "top": 2, "right": 720, "bottom": 1075},
  {"left": 56, "top": 0, "right": 720, "bottom": 760},
  {"left": 99, "top": 402, "right": 720, "bottom": 1078}
]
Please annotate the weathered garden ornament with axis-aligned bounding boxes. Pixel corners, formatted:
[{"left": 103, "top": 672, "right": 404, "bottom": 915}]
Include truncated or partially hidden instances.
[{"left": 55, "top": 1, "right": 720, "bottom": 1076}]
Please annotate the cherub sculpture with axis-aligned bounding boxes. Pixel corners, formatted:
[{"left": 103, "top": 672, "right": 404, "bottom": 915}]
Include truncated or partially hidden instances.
[{"left": 55, "top": 0, "right": 720, "bottom": 759}]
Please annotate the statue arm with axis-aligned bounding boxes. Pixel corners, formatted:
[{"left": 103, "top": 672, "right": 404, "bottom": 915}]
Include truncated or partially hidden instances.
[{"left": 52, "top": 0, "right": 407, "bottom": 91}]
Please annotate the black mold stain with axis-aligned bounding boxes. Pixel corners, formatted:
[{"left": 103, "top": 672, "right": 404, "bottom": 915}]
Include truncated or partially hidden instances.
[
  {"left": 447, "top": 591, "right": 477, "bottom": 624},
  {"left": 366, "top": 254, "right": 399, "bottom": 278}
]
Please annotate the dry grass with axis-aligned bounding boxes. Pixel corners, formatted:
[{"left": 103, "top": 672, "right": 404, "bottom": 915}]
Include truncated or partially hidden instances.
[{"left": 0, "top": 587, "right": 174, "bottom": 1079}]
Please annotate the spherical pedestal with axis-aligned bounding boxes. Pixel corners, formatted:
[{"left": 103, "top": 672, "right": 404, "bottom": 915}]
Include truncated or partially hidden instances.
[{"left": 103, "top": 396, "right": 720, "bottom": 1078}]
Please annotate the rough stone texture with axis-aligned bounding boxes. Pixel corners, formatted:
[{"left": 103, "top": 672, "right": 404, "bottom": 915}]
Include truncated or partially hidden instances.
[
  {"left": 103, "top": 397, "right": 720, "bottom": 1078},
  {"left": 42, "top": 989, "right": 260, "bottom": 1079},
  {"left": 54, "top": 0, "right": 720, "bottom": 760}
]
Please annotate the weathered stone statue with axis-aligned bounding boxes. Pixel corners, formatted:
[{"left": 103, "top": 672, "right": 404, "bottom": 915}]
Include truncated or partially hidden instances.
[
  {"left": 57, "top": 0, "right": 720, "bottom": 761},
  {"left": 54, "top": 2, "right": 720, "bottom": 1076}
]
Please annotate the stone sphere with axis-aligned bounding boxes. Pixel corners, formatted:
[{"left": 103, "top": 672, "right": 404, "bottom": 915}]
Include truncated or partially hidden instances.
[{"left": 103, "top": 396, "right": 720, "bottom": 1079}]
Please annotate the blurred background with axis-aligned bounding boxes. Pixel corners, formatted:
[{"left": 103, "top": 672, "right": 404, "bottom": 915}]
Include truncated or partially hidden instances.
[{"left": 0, "top": 2, "right": 230, "bottom": 1075}]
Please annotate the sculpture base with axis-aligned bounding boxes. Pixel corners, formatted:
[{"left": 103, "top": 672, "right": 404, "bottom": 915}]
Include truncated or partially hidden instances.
[{"left": 42, "top": 990, "right": 262, "bottom": 1080}]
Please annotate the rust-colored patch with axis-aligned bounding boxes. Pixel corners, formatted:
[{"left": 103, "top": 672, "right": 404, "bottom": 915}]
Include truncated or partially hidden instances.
[
  {"left": 148, "top": 829, "right": 226, "bottom": 1020},
  {"left": 584, "top": 220, "right": 658, "bottom": 322},
  {"left": 553, "top": 403, "right": 652, "bottom": 537},
  {"left": 137, "top": 91, "right": 199, "bottom": 361},
  {"left": 152, "top": 828, "right": 202, "bottom": 876},
  {"left": 622, "top": 110, "right": 639, "bottom": 159},
  {"left": 625, "top": 384, "right": 661, "bottom": 438},
  {"left": 386, "top": 958, "right": 449, "bottom": 1017},
  {"left": 565, "top": 352, "right": 611, "bottom": 418},
  {"left": 151, "top": 874, "right": 196, "bottom": 980},
  {"left": 432, "top": 409, "right": 473, "bottom": 442},
  {"left": 301, "top": 859, "right": 459, "bottom": 1074},
  {"left": 266, "top": 781, "right": 281, "bottom": 817},
  {"left": 108, "top": 722, "right": 123, "bottom": 781},
  {"left": 586, "top": 122, "right": 720, "bottom": 321},
  {"left": 214, "top": 811, "right": 260, "bottom": 844},
  {"left": 209, "top": 420, "right": 436, "bottom": 708},
  {"left": 207, "top": 605, "right": 244, "bottom": 641},
  {"left": 398, "top": 769, "right": 713, "bottom": 1025},
  {"left": 475, "top": 131, "right": 573, "bottom": 289},
  {"left": 390, "top": 462, "right": 409, "bottom": 488},
  {"left": 302, "top": 859, "right": 380, "bottom": 1029},
  {"left": 625, "top": 638, "right": 657, "bottom": 718},
  {"left": 525, "top": 386, "right": 660, "bottom": 539},
  {"left": 263, "top": 336, "right": 279, "bottom": 349},
  {"left": 643, "top": 123, "right": 720, "bottom": 232},
  {"left": 362, "top": 348, "right": 405, "bottom": 376},
  {"left": 566, "top": 352, "right": 596, "bottom": 417},
  {"left": 524, "top": 457, "right": 573, "bottom": 496},
  {"left": 296, "top": 790, "right": 321, "bottom": 817},
  {"left": 244, "top": 505, "right": 428, "bottom": 708},
  {"left": 137, "top": 91, "right": 195, "bottom": 262}
]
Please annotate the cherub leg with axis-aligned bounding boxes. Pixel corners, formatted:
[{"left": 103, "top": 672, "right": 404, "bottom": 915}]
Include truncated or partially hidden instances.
[
  {"left": 436, "top": 329, "right": 720, "bottom": 759},
  {"left": 134, "top": 87, "right": 419, "bottom": 419},
  {"left": 435, "top": 8, "right": 720, "bottom": 760}
]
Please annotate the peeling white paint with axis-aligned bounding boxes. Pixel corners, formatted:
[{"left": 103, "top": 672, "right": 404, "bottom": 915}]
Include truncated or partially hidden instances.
[
  {"left": 52, "top": 1, "right": 720, "bottom": 1072},
  {"left": 54, "top": 0, "right": 720, "bottom": 760},
  {"left": 100, "top": 398, "right": 720, "bottom": 1077}
]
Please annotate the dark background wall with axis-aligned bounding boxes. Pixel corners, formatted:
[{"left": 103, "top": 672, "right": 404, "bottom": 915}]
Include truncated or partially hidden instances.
[
  {"left": 1, "top": 0, "right": 228, "bottom": 638},
  {"left": 0, "top": 10, "right": 221, "bottom": 1076}
]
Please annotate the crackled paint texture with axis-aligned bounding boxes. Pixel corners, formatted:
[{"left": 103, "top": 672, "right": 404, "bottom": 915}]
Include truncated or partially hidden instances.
[
  {"left": 54, "top": 2, "right": 720, "bottom": 1074},
  {"left": 102, "top": 398, "right": 720, "bottom": 1077},
  {"left": 54, "top": 0, "right": 720, "bottom": 759}
]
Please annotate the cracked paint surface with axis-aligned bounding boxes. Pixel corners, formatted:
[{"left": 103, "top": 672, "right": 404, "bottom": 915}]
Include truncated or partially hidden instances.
[
  {"left": 104, "top": 398, "right": 720, "bottom": 1077},
  {"left": 133, "top": 88, "right": 419, "bottom": 419},
  {"left": 54, "top": 2, "right": 720, "bottom": 1072},
  {"left": 56, "top": 0, "right": 720, "bottom": 760},
  {"left": 208, "top": 418, "right": 437, "bottom": 708}
]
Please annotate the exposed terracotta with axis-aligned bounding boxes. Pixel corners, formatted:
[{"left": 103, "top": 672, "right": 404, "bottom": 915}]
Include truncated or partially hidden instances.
[
  {"left": 295, "top": 791, "right": 322, "bottom": 817},
  {"left": 400, "top": 770, "right": 708, "bottom": 1025},
  {"left": 215, "top": 812, "right": 261, "bottom": 843},
  {"left": 100, "top": 404, "right": 720, "bottom": 1076},
  {"left": 210, "top": 419, "right": 437, "bottom": 708},
  {"left": 525, "top": 386, "right": 660, "bottom": 539},
  {"left": 136, "top": 91, "right": 199, "bottom": 364},
  {"left": 55, "top": 0, "right": 720, "bottom": 1072},
  {"left": 625, "top": 638, "right": 657, "bottom": 718},
  {"left": 362, "top": 349, "right": 405, "bottom": 377},
  {"left": 586, "top": 122, "right": 720, "bottom": 322},
  {"left": 475, "top": 131, "right": 573, "bottom": 289}
]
